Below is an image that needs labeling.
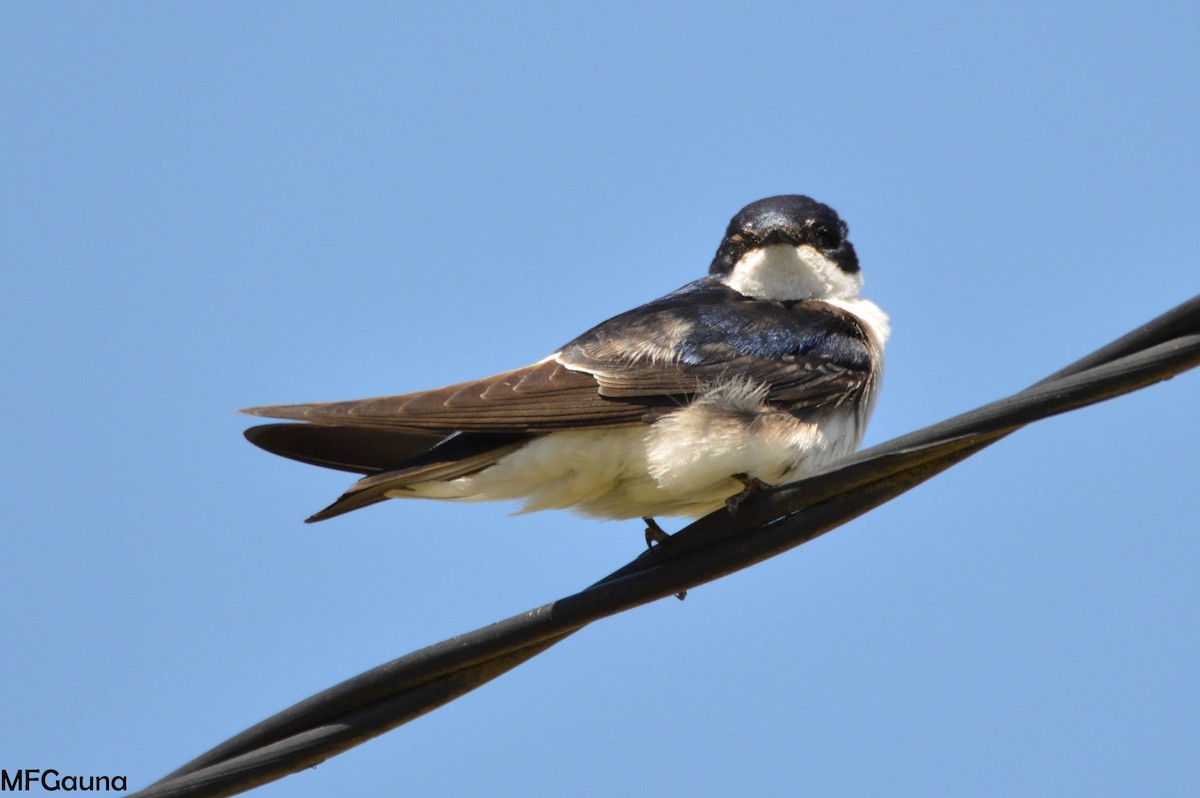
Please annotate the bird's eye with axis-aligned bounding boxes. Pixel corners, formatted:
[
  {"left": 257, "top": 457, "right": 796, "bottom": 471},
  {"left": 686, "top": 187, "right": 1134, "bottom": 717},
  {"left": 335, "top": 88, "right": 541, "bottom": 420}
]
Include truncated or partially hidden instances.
[{"left": 811, "top": 226, "right": 840, "bottom": 250}]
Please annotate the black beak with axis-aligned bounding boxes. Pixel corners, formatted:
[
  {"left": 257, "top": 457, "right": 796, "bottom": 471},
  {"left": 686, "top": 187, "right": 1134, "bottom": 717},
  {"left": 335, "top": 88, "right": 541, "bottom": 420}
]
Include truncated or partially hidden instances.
[{"left": 761, "top": 228, "right": 797, "bottom": 247}]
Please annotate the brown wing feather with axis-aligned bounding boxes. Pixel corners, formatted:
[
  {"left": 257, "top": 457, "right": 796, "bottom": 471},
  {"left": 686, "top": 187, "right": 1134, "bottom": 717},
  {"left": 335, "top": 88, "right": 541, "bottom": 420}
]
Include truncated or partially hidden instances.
[{"left": 240, "top": 359, "right": 663, "bottom": 434}]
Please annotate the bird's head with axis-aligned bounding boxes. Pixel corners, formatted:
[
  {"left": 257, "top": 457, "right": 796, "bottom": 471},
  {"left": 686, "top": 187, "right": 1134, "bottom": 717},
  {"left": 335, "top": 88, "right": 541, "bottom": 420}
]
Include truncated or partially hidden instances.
[{"left": 709, "top": 195, "right": 862, "bottom": 301}]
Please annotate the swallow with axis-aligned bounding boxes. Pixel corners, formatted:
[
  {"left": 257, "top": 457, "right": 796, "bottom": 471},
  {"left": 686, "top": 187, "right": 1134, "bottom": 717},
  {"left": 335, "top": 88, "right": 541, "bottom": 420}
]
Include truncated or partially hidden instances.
[{"left": 243, "top": 195, "right": 890, "bottom": 524}]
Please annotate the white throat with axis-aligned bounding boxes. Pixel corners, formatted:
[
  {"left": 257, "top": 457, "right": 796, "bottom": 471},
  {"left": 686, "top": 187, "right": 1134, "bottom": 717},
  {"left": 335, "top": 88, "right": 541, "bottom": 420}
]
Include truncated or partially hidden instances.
[{"left": 720, "top": 244, "right": 862, "bottom": 301}]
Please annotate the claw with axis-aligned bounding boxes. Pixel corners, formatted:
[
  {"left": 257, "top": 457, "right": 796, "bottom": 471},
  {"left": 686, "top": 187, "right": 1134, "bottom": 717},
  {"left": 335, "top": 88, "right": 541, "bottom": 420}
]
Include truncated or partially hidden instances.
[
  {"left": 726, "top": 473, "right": 771, "bottom": 513},
  {"left": 643, "top": 516, "right": 670, "bottom": 550},
  {"left": 642, "top": 517, "right": 687, "bottom": 600}
]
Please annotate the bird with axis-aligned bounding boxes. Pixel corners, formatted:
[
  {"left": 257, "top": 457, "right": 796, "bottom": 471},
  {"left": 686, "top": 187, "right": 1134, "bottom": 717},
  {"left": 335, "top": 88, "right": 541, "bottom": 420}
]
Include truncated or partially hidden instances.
[{"left": 242, "top": 195, "right": 890, "bottom": 527}]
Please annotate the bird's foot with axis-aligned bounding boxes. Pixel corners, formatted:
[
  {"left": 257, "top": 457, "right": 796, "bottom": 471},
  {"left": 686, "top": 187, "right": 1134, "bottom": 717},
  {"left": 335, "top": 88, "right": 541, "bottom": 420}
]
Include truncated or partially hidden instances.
[
  {"left": 644, "top": 517, "right": 670, "bottom": 550},
  {"left": 726, "top": 473, "right": 771, "bottom": 513},
  {"left": 642, "top": 517, "right": 687, "bottom": 601}
]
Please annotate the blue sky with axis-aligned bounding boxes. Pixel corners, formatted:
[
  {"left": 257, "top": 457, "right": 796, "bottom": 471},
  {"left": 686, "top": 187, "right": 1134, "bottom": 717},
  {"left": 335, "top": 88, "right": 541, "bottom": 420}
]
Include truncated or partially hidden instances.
[{"left": 3, "top": 3, "right": 1197, "bottom": 796}]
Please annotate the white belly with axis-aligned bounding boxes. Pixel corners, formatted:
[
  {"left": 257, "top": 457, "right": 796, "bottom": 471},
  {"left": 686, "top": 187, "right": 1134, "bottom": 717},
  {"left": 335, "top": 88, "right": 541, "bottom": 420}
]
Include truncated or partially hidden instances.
[{"left": 392, "top": 398, "right": 863, "bottom": 520}]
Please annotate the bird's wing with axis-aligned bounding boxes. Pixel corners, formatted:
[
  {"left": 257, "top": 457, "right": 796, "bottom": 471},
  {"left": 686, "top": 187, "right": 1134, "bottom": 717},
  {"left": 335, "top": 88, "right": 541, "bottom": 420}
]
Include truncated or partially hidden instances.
[{"left": 240, "top": 358, "right": 664, "bottom": 434}]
